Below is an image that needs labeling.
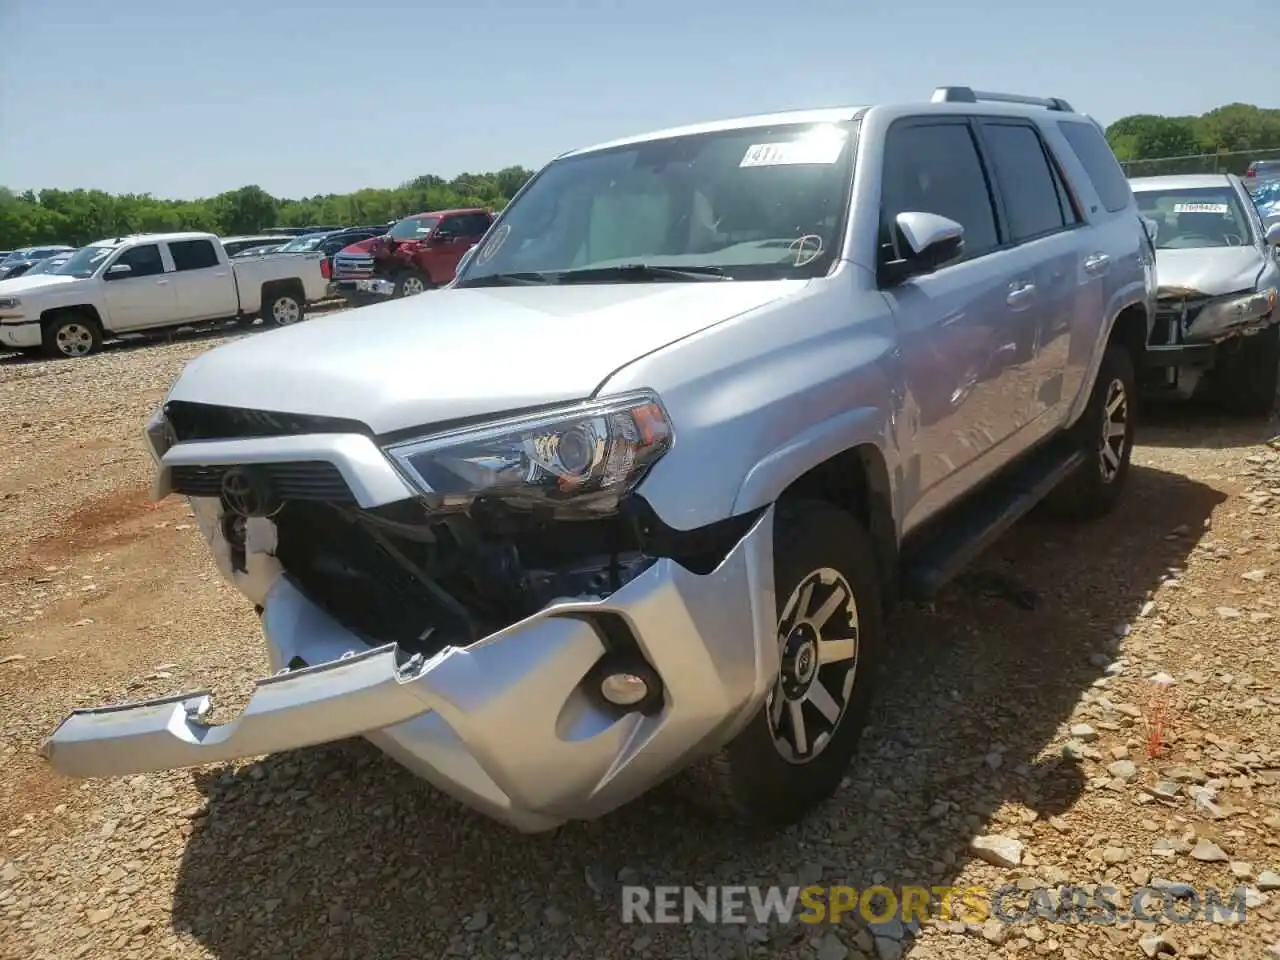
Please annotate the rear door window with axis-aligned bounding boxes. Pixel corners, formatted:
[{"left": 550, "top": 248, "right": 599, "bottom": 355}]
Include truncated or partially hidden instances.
[
  {"left": 1056, "top": 120, "right": 1132, "bottom": 213},
  {"left": 980, "top": 122, "right": 1071, "bottom": 242},
  {"left": 168, "top": 239, "right": 220, "bottom": 271}
]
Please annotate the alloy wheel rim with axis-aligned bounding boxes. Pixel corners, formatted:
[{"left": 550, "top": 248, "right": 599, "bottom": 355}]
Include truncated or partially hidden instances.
[
  {"left": 401, "top": 277, "right": 425, "bottom": 296},
  {"left": 56, "top": 323, "right": 93, "bottom": 357},
  {"left": 1099, "top": 378, "right": 1128, "bottom": 483},
  {"left": 272, "top": 297, "right": 301, "bottom": 324},
  {"left": 767, "top": 566, "right": 860, "bottom": 764}
]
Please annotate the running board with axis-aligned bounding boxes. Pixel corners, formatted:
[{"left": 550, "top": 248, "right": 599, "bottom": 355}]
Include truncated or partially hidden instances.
[{"left": 899, "top": 440, "right": 1086, "bottom": 601}]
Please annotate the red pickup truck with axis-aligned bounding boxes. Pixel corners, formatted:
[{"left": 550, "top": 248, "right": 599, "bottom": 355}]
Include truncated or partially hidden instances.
[{"left": 331, "top": 208, "right": 493, "bottom": 305}]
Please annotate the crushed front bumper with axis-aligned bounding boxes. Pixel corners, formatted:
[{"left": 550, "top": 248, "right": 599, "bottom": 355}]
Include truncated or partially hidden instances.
[{"left": 43, "top": 507, "right": 778, "bottom": 832}]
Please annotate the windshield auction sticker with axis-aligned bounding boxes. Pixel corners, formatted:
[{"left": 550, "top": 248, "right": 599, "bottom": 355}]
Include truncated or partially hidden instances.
[
  {"left": 476, "top": 224, "right": 511, "bottom": 264},
  {"left": 1172, "top": 203, "right": 1230, "bottom": 215},
  {"left": 740, "top": 136, "right": 846, "bottom": 168}
]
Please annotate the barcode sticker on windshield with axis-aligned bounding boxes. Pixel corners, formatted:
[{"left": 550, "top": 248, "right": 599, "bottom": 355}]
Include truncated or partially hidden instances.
[
  {"left": 1173, "top": 203, "right": 1230, "bottom": 214},
  {"left": 740, "top": 137, "right": 846, "bottom": 168}
]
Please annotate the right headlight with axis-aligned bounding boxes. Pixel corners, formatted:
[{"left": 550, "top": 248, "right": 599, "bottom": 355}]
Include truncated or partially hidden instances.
[{"left": 384, "top": 391, "right": 674, "bottom": 517}]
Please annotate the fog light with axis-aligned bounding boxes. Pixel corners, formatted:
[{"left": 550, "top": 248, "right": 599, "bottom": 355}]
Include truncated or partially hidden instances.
[{"left": 600, "top": 672, "right": 649, "bottom": 706}]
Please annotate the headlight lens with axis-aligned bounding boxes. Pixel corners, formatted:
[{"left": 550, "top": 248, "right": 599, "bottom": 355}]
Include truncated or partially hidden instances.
[
  {"left": 142, "top": 406, "right": 174, "bottom": 464},
  {"left": 385, "top": 391, "right": 674, "bottom": 516},
  {"left": 1191, "top": 286, "right": 1278, "bottom": 333},
  {"left": 0, "top": 296, "right": 21, "bottom": 310}
]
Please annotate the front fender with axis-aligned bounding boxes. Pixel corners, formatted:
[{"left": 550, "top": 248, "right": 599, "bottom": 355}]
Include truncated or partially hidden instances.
[
  {"left": 731, "top": 405, "right": 891, "bottom": 516},
  {"left": 1067, "top": 284, "right": 1152, "bottom": 427}
]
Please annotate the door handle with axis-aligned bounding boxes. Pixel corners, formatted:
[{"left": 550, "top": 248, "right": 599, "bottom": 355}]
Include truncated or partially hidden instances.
[
  {"left": 1007, "top": 281, "right": 1036, "bottom": 309},
  {"left": 1084, "top": 253, "right": 1111, "bottom": 276}
]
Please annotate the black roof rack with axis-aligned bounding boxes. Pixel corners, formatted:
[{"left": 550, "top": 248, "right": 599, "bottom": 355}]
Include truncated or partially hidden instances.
[{"left": 931, "top": 86, "right": 1074, "bottom": 113}]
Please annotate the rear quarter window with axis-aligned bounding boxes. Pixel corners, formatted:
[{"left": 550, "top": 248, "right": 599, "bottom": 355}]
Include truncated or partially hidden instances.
[{"left": 1056, "top": 120, "right": 1133, "bottom": 214}]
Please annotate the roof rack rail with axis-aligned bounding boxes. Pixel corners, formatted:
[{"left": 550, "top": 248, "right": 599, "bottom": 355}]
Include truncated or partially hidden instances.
[{"left": 931, "top": 86, "right": 1074, "bottom": 113}]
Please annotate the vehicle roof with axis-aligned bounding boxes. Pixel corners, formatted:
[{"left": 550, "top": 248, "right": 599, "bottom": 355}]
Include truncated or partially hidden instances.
[
  {"left": 1129, "top": 174, "right": 1235, "bottom": 191},
  {"left": 560, "top": 95, "right": 1091, "bottom": 158},
  {"left": 87, "top": 231, "right": 217, "bottom": 247},
  {"left": 401, "top": 208, "right": 488, "bottom": 218},
  {"left": 221, "top": 234, "right": 286, "bottom": 243},
  {"left": 11, "top": 244, "right": 75, "bottom": 254}
]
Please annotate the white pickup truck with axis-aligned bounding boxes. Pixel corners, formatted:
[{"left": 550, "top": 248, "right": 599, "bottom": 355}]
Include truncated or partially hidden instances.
[{"left": 0, "top": 231, "right": 330, "bottom": 359}]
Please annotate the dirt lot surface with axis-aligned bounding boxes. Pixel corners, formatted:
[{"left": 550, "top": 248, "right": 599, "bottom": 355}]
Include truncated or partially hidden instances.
[{"left": 1, "top": 329, "right": 1279, "bottom": 960}]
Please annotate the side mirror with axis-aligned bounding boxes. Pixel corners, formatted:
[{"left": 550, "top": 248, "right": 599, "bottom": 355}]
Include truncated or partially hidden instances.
[
  {"left": 432, "top": 231, "right": 455, "bottom": 245},
  {"left": 881, "top": 211, "right": 964, "bottom": 284},
  {"left": 1266, "top": 222, "right": 1280, "bottom": 247},
  {"left": 105, "top": 263, "right": 133, "bottom": 279}
]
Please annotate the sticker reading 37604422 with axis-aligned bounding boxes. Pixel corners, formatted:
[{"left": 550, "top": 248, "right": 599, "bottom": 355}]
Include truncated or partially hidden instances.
[
  {"left": 740, "top": 133, "right": 847, "bottom": 169},
  {"left": 1173, "top": 202, "right": 1230, "bottom": 215}
]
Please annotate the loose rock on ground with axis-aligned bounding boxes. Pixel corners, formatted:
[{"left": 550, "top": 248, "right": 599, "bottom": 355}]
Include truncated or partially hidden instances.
[{"left": 1, "top": 332, "right": 1279, "bottom": 959}]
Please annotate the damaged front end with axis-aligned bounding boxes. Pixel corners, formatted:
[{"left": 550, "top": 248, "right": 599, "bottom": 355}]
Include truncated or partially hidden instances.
[
  {"left": 1145, "top": 285, "right": 1279, "bottom": 398},
  {"left": 46, "top": 394, "right": 777, "bottom": 830}
]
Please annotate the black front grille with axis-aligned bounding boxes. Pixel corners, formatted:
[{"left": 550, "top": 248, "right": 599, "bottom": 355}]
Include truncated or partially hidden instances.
[
  {"left": 164, "top": 401, "right": 372, "bottom": 442},
  {"left": 170, "top": 462, "right": 356, "bottom": 503},
  {"left": 1153, "top": 296, "right": 1209, "bottom": 347}
]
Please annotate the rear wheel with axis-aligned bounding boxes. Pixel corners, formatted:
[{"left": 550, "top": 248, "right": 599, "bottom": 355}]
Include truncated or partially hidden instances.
[
  {"left": 41, "top": 312, "right": 103, "bottom": 359},
  {"left": 1214, "top": 321, "right": 1280, "bottom": 416},
  {"left": 1044, "top": 343, "right": 1136, "bottom": 521},
  {"left": 694, "top": 499, "right": 882, "bottom": 827},
  {"left": 261, "top": 289, "right": 304, "bottom": 327}
]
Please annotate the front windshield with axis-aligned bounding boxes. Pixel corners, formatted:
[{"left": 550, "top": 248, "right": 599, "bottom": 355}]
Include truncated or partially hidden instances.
[
  {"left": 458, "top": 121, "right": 857, "bottom": 285},
  {"left": 1134, "top": 187, "right": 1254, "bottom": 250},
  {"left": 388, "top": 216, "right": 440, "bottom": 241},
  {"left": 25, "top": 255, "right": 74, "bottom": 276},
  {"left": 279, "top": 236, "right": 323, "bottom": 252},
  {"left": 49, "top": 245, "right": 115, "bottom": 279}
]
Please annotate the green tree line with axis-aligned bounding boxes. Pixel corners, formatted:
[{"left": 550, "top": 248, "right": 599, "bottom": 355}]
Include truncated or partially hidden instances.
[
  {"left": 1104, "top": 102, "right": 1280, "bottom": 166},
  {"left": 0, "top": 166, "right": 535, "bottom": 249},
  {"left": 4, "top": 101, "right": 1278, "bottom": 250}
]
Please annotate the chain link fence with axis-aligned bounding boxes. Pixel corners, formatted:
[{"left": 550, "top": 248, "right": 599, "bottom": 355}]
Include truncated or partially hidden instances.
[{"left": 1120, "top": 147, "right": 1280, "bottom": 178}]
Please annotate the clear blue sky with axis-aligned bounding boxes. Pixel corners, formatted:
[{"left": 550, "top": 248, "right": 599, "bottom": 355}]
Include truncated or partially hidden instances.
[{"left": 2, "top": 0, "right": 1274, "bottom": 200}]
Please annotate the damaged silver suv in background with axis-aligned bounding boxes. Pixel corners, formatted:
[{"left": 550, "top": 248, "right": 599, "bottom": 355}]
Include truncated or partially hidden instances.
[{"left": 1133, "top": 173, "right": 1280, "bottom": 413}]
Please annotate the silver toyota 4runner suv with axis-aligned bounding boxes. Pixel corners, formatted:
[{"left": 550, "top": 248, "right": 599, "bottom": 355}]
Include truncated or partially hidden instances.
[{"left": 44, "top": 87, "right": 1156, "bottom": 832}]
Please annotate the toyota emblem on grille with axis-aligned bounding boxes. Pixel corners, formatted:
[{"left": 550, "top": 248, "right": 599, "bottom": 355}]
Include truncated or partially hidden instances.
[{"left": 219, "top": 466, "right": 280, "bottom": 519}]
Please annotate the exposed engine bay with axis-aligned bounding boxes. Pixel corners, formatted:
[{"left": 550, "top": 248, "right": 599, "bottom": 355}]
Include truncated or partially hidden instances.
[{"left": 215, "top": 492, "right": 755, "bottom": 658}]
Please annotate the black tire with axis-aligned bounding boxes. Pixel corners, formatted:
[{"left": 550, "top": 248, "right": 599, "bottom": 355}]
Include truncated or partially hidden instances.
[
  {"left": 41, "top": 311, "right": 103, "bottom": 360},
  {"left": 692, "top": 499, "right": 883, "bottom": 827},
  {"left": 1044, "top": 343, "right": 1137, "bottom": 521},
  {"left": 260, "top": 287, "right": 305, "bottom": 327},
  {"left": 1214, "top": 321, "right": 1280, "bottom": 416},
  {"left": 393, "top": 271, "right": 430, "bottom": 298}
]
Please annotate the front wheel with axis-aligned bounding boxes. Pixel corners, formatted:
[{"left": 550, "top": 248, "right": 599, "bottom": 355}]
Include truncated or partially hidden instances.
[
  {"left": 1044, "top": 343, "right": 1136, "bottom": 521},
  {"left": 41, "top": 312, "right": 103, "bottom": 359},
  {"left": 394, "top": 271, "right": 429, "bottom": 298},
  {"left": 1214, "top": 321, "right": 1280, "bottom": 416},
  {"left": 696, "top": 499, "right": 883, "bottom": 827}
]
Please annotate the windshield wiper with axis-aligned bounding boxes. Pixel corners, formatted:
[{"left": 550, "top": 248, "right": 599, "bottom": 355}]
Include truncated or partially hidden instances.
[
  {"left": 554, "top": 264, "right": 730, "bottom": 284},
  {"left": 456, "top": 272, "right": 553, "bottom": 287}
]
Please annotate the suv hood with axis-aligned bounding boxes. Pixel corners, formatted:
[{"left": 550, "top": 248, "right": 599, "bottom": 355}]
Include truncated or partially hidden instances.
[
  {"left": 0, "top": 274, "right": 82, "bottom": 295},
  {"left": 1155, "top": 246, "right": 1266, "bottom": 297},
  {"left": 169, "top": 280, "right": 803, "bottom": 434}
]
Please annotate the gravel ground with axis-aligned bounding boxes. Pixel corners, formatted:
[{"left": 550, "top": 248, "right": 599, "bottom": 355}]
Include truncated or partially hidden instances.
[{"left": 1, "top": 326, "right": 1279, "bottom": 960}]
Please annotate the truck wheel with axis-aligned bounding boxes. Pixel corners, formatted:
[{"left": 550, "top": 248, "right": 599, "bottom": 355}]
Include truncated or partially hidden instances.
[
  {"left": 1044, "top": 343, "right": 1136, "bottom": 521},
  {"left": 262, "top": 289, "right": 304, "bottom": 327},
  {"left": 394, "top": 272, "right": 429, "bottom": 298},
  {"left": 41, "top": 312, "right": 103, "bottom": 359},
  {"left": 1214, "top": 322, "right": 1280, "bottom": 416},
  {"left": 694, "top": 499, "right": 882, "bottom": 827}
]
